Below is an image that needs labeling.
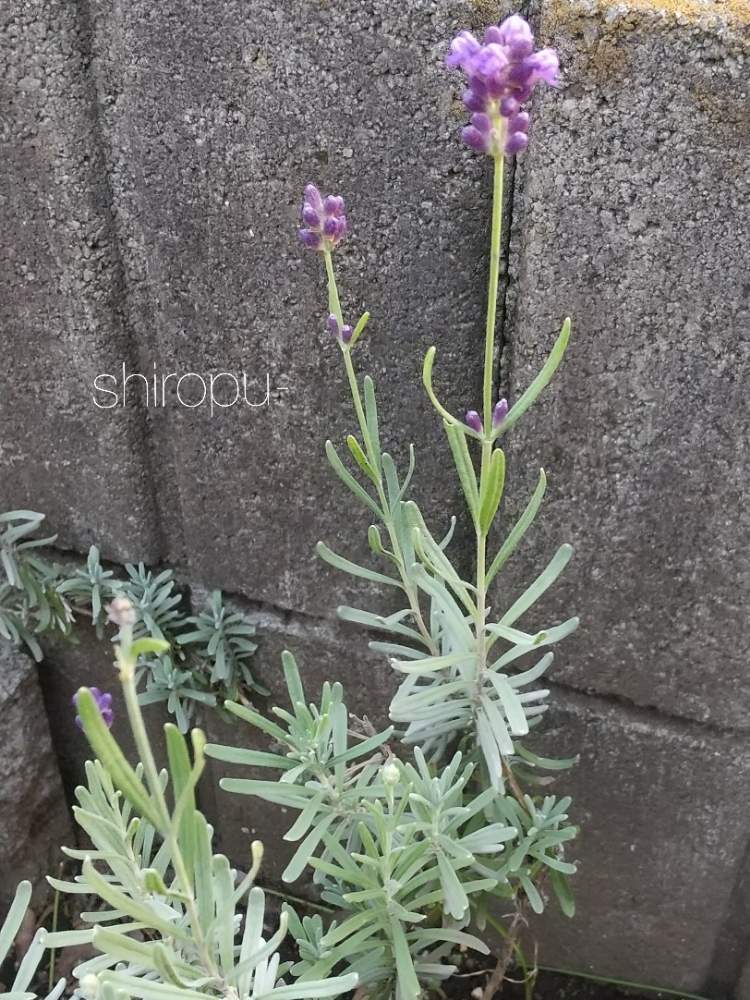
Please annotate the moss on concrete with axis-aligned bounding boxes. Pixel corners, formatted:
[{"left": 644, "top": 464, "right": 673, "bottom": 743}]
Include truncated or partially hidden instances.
[{"left": 544, "top": 0, "right": 750, "bottom": 40}]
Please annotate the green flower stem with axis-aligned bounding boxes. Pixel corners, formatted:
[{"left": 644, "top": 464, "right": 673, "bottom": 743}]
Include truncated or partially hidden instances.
[
  {"left": 483, "top": 153, "right": 504, "bottom": 428},
  {"left": 324, "top": 248, "right": 343, "bottom": 322},
  {"left": 475, "top": 153, "right": 505, "bottom": 701},
  {"left": 117, "top": 633, "right": 221, "bottom": 982},
  {"left": 324, "top": 250, "right": 373, "bottom": 474},
  {"left": 47, "top": 882, "right": 60, "bottom": 991},
  {"left": 118, "top": 633, "right": 171, "bottom": 827},
  {"left": 323, "top": 250, "right": 438, "bottom": 657}
]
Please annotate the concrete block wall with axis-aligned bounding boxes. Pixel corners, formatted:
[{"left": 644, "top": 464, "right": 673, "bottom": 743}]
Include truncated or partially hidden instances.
[
  {"left": 0, "top": 646, "right": 73, "bottom": 907},
  {"left": 501, "top": 0, "right": 750, "bottom": 990},
  {"left": 1, "top": 0, "right": 749, "bottom": 993}
]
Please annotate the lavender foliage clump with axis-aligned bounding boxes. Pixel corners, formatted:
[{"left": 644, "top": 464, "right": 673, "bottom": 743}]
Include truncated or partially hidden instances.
[{"left": 209, "top": 12, "right": 579, "bottom": 999}]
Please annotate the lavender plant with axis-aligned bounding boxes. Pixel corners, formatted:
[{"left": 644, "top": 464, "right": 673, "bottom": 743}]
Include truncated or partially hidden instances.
[
  {"left": 0, "top": 881, "right": 65, "bottom": 1000},
  {"left": 43, "top": 598, "right": 357, "bottom": 1000},
  {"left": 3, "top": 14, "right": 579, "bottom": 1000},
  {"left": 206, "top": 13, "right": 580, "bottom": 998},
  {"left": 0, "top": 516, "right": 261, "bottom": 731},
  {"left": 0, "top": 511, "right": 74, "bottom": 659}
]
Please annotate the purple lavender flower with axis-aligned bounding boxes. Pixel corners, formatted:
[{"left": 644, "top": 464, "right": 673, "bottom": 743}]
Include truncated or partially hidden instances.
[
  {"left": 299, "top": 184, "right": 348, "bottom": 251},
  {"left": 465, "top": 409, "right": 483, "bottom": 434},
  {"left": 492, "top": 398, "right": 509, "bottom": 428},
  {"left": 446, "top": 14, "right": 559, "bottom": 157},
  {"left": 73, "top": 687, "right": 114, "bottom": 730},
  {"left": 326, "top": 314, "right": 353, "bottom": 345}
]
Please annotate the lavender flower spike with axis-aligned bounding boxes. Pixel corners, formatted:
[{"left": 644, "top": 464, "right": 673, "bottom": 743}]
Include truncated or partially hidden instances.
[
  {"left": 446, "top": 13, "right": 559, "bottom": 157},
  {"left": 492, "top": 398, "right": 509, "bottom": 427},
  {"left": 465, "top": 409, "right": 484, "bottom": 434},
  {"left": 299, "top": 184, "right": 348, "bottom": 251},
  {"left": 73, "top": 687, "right": 114, "bottom": 729}
]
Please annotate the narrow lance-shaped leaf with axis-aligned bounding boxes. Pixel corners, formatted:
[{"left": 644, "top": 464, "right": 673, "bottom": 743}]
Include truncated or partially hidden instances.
[
  {"left": 281, "top": 649, "right": 305, "bottom": 708},
  {"left": 500, "top": 543, "right": 573, "bottom": 627},
  {"left": 422, "top": 346, "right": 457, "bottom": 425},
  {"left": 0, "top": 881, "right": 31, "bottom": 964},
  {"left": 486, "top": 467, "right": 547, "bottom": 586},
  {"left": 494, "top": 317, "right": 571, "bottom": 437},
  {"left": 349, "top": 309, "right": 370, "bottom": 347},
  {"left": 75, "top": 688, "right": 162, "bottom": 828},
  {"left": 346, "top": 435, "right": 379, "bottom": 485},
  {"left": 390, "top": 918, "right": 422, "bottom": 1000},
  {"left": 444, "top": 421, "right": 479, "bottom": 524},
  {"left": 324, "top": 440, "right": 383, "bottom": 519},
  {"left": 282, "top": 813, "right": 337, "bottom": 883},
  {"left": 363, "top": 375, "right": 382, "bottom": 473},
  {"left": 164, "top": 724, "right": 198, "bottom": 879},
  {"left": 316, "top": 541, "right": 403, "bottom": 589},
  {"left": 478, "top": 447, "right": 506, "bottom": 534}
]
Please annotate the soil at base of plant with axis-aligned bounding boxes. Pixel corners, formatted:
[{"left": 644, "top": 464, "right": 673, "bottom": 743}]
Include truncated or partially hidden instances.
[{"left": 442, "top": 966, "right": 691, "bottom": 1000}]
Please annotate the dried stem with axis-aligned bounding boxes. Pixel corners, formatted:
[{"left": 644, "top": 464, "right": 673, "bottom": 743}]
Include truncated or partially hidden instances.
[{"left": 482, "top": 909, "right": 524, "bottom": 1000}]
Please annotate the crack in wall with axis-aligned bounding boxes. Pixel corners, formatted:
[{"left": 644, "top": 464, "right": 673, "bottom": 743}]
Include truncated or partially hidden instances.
[
  {"left": 37, "top": 539, "right": 750, "bottom": 745},
  {"left": 493, "top": 150, "right": 519, "bottom": 404},
  {"left": 73, "top": 0, "right": 185, "bottom": 569},
  {"left": 703, "top": 832, "right": 750, "bottom": 998}
]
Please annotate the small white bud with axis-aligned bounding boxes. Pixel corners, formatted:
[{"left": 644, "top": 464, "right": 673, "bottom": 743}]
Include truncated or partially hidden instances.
[
  {"left": 107, "top": 595, "right": 137, "bottom": 627},
  {"left": 382, "top": 760, "right": 400, "bottom": 787},
  {"left": 79, "top": 974, "right": 100, "bottom": 999}
]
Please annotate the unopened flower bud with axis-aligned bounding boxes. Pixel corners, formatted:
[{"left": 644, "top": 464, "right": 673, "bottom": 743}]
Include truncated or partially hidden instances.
[
  {"left": 465, "top": 410, "right": 483, "bottom": 434},
  {"left": 325, "top": 314, "right": 352, "bottom": 345},
  {"left": 492, "top": 398, "right": 509, "bottom": 428},
  {"left": 302, "top": 206, "right": 321, "bottom": 227},
  {"left": 463, "top": 88, "right": 488, "bottom": 113},
  {"left": 304, "top": 183, "right": 324, "bottom": 212},
  {"left": 324, "top": 194, "right": 345, "bottom": 215},
  {"left": 461, "top": 125, "right": 490, "bottom": 154},
  {"left": 382, "top": 760, "right": 400, "bottom": 786},
  {"left": 73, "top": 687, "right": 114, "bottom": 729},
  {"left": 79, "top": 974, "right": 100, "bottom": 1000},
  {"left": 107, "top": 595, "right": 136, "bottom": 627},
  {"left": 505, "top": 131, "right": 528, "bottom": 155}
]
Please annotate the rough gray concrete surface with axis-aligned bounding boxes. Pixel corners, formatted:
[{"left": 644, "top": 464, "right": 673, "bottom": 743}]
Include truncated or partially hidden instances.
[
  {"left": 81, "top": 0, "right": 496, "bottom": 613},
  {"left": 1, "top": 0, "right": 750, "bottom": 992},
  {"left": 500, "top": 0, "right": 750, "bottom": 730},
  {"left": 0, "top": 645, "right": 72, "bottom": 905},
  {"left": 0, "top": 0, "right": 162, "bottom": 564},
  {"left": 525, "top": 689, "right": 750, "bottom": 990}
]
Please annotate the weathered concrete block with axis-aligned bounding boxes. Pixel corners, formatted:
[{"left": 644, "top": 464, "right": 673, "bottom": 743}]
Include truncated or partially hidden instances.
[
  {"left": 0, "top": 0, "right": 161, "bottom": 563},
  {"left": 0, "top": 645, "right": 73, "bottom": 904},
  {"left": 80, "top": 0, "right": 514, "bottom": 614},
  {"left": 524, "top": 689, "right": 750, "bottom": 992},
  {"left": 499, "top": 0, "right": 750, "bottom": 729}
]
